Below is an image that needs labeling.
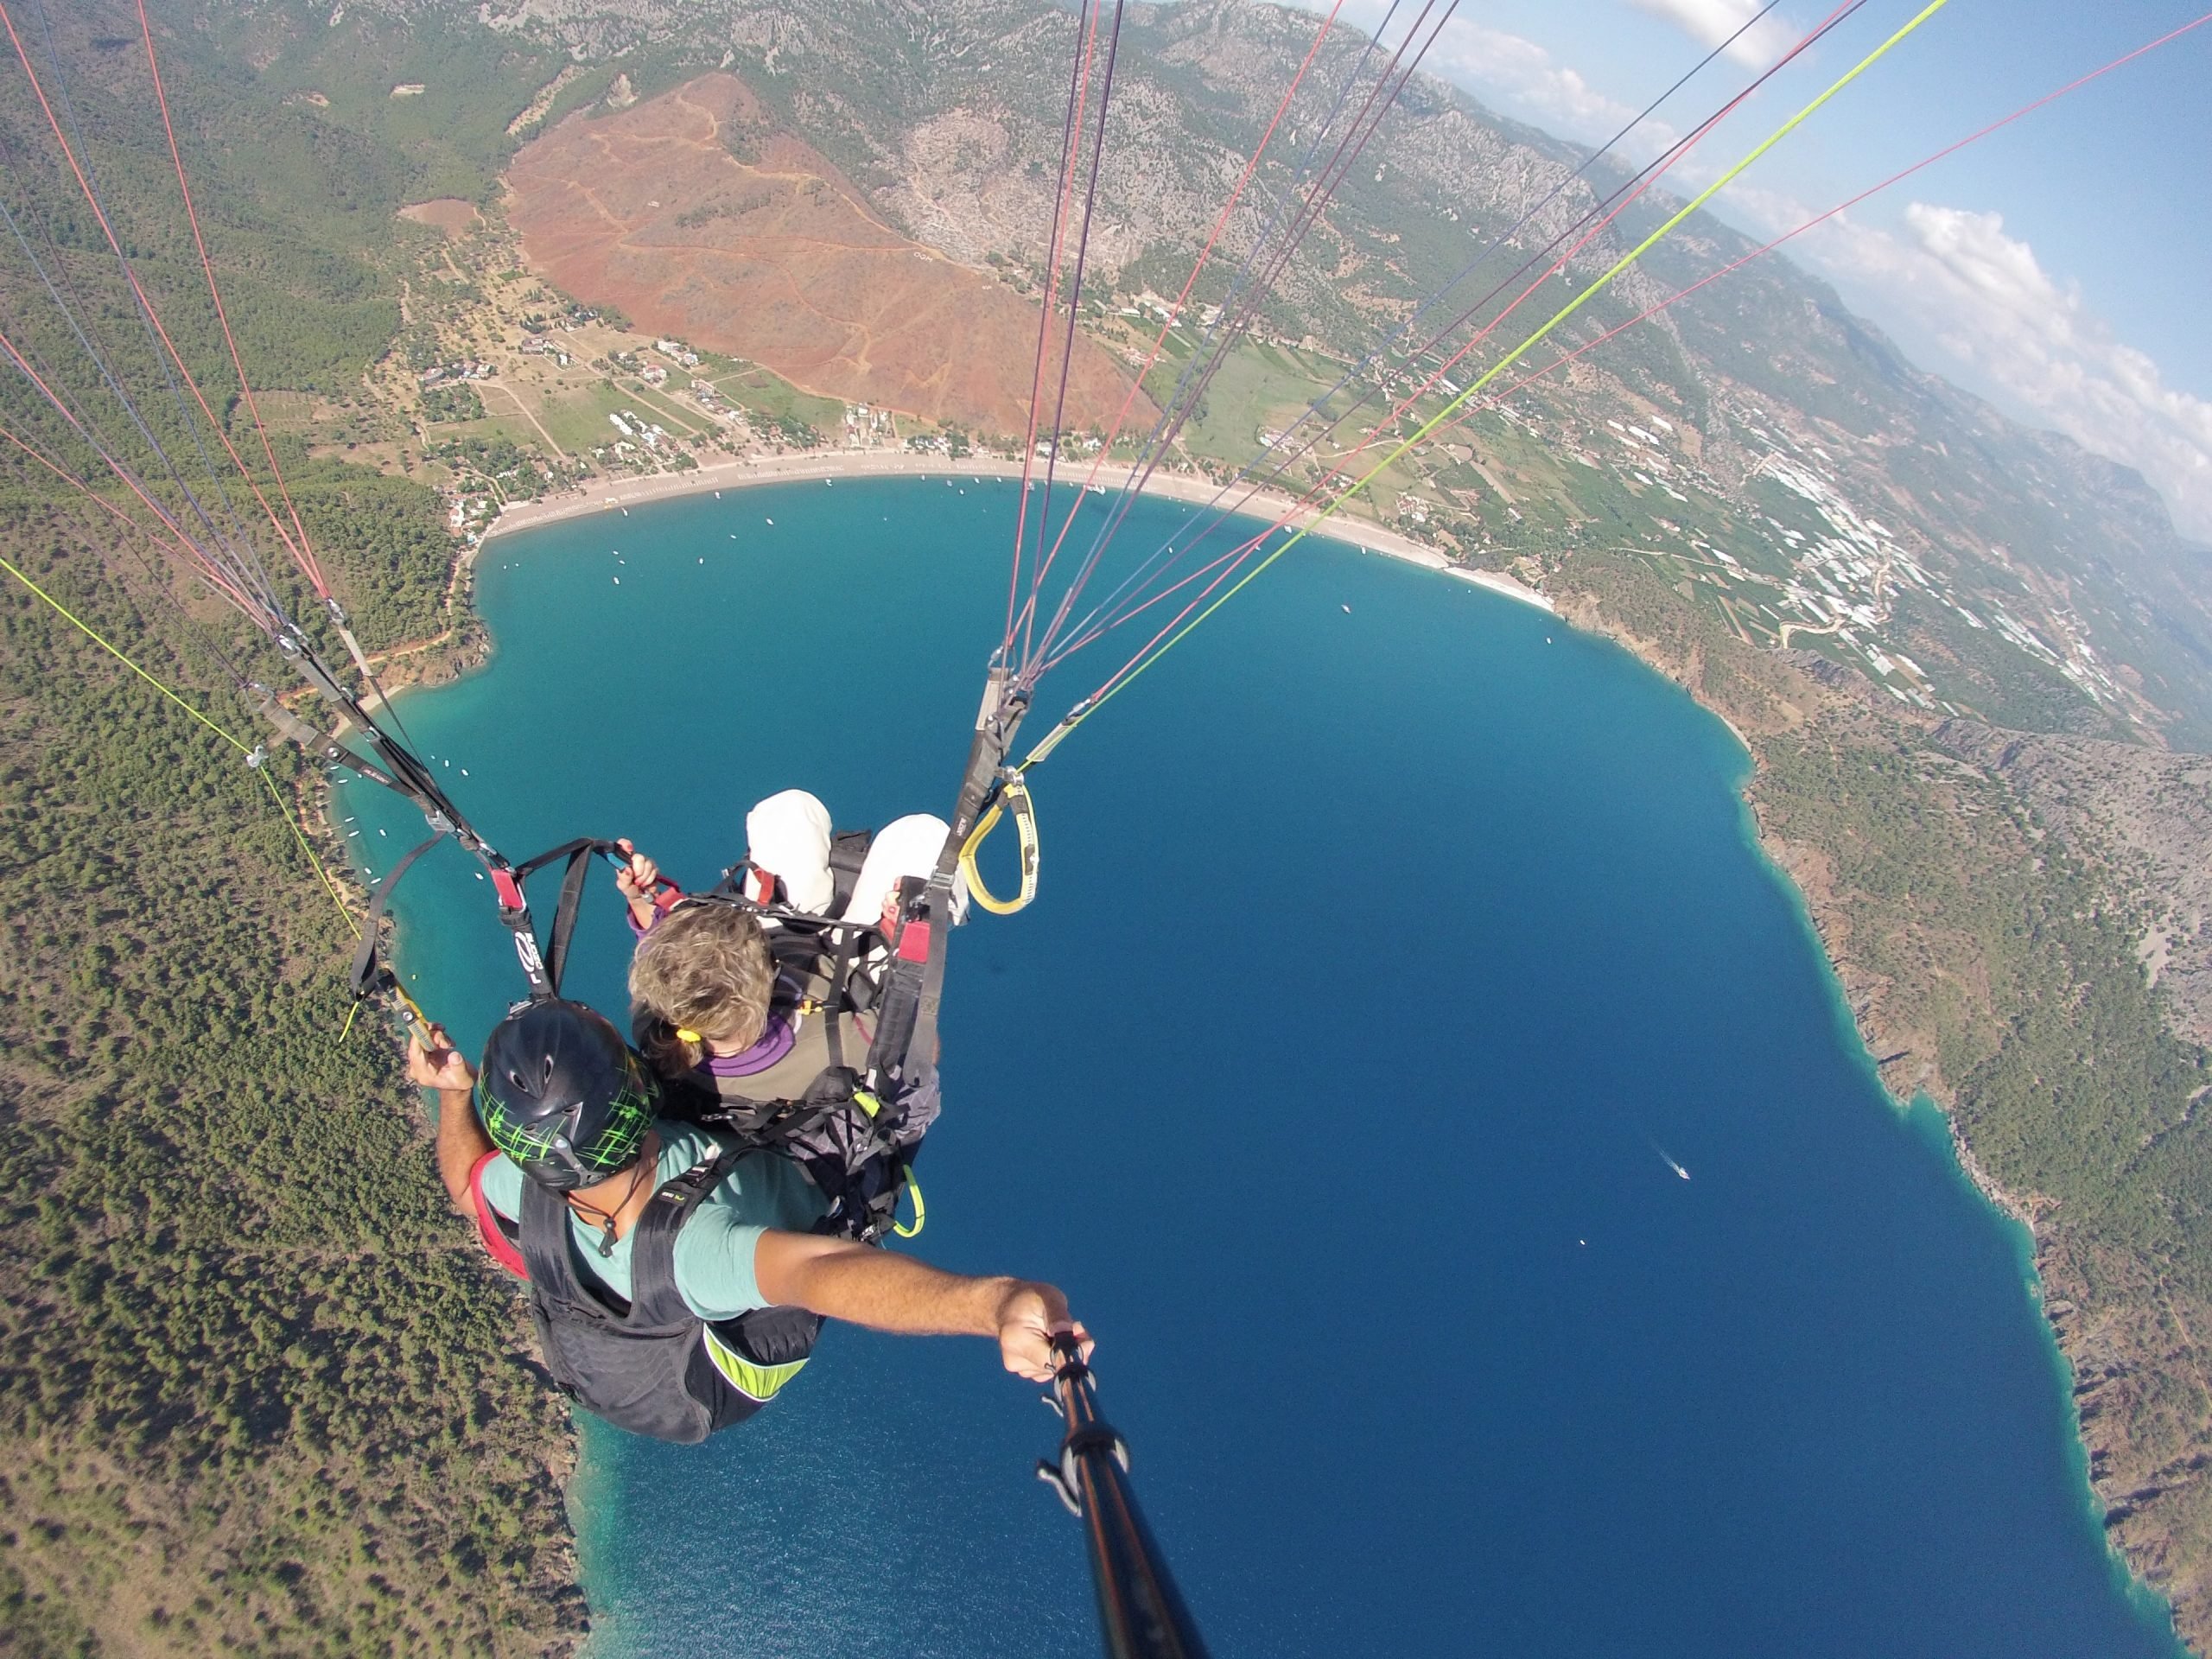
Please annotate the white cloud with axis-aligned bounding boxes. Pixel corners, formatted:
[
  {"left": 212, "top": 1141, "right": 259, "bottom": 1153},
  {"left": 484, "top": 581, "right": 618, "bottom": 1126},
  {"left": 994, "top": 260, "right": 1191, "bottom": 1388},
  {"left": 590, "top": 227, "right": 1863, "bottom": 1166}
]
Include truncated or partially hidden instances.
[
  {"left": 1624, "top": 0, "right": 1797, "bottom": 68},
  {"left": 1815, "top": 205, "right": 2212, "bottom": 541},
  {"left": 1422, "top": 19, "right": 1646, "bottom": 138},
  {"left": 1293, "top": 1, "right": 2212, "bottom": 540},
  {"left": 1294, "top": 2, "right": 1711, "bottom": 156},
  {"left": 1711, "top": 178, "right": 1815, "bottom": 238}
]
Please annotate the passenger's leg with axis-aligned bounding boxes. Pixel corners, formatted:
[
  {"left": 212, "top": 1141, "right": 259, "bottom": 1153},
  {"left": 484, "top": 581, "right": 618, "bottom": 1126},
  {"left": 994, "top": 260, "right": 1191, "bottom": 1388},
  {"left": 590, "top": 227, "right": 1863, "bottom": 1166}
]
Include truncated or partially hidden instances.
[
  {"left": 839, "top": 813, "right": 970, "bottom": 925},
  {"left": 746, "top": 789, "right": 834, "bottom": 912}
]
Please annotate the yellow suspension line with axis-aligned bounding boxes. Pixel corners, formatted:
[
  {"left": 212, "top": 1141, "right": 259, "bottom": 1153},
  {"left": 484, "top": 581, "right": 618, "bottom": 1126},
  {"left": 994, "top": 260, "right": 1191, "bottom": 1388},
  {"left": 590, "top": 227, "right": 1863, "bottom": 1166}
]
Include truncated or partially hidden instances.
[
  {"left": 257, "top": 764, "right": 354, "bottom": 925},
  {"left": 1, "top": 552, "right": 355, "bottom": 926},
  {"left": 1027, "top": 0, "right": 1953, "bottom": 760},
  {"left": 3, "top": 552, "right": 252, "bottom": 754}
]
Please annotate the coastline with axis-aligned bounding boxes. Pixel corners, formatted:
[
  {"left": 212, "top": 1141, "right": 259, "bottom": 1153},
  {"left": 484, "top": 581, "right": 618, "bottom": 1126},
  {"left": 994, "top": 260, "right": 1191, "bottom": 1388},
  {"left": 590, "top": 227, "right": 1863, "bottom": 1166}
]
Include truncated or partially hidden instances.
[
  {"left": 480, "top": 448, "right": 1557, "bottom": 613},
  {"left": 407, "top": 497, "right": 2175, "bottom": 1656},
  {"left": 1553, "top": 564, "right": 2195, "bottom": 1652}
]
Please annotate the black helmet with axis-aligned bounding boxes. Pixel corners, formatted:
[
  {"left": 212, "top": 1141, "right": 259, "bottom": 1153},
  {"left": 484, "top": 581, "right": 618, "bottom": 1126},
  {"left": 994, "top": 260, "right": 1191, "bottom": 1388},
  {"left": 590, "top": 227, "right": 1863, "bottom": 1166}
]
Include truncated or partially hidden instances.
[{"left": 476, "top": 1000, "right": 658, "bottom": 1191}]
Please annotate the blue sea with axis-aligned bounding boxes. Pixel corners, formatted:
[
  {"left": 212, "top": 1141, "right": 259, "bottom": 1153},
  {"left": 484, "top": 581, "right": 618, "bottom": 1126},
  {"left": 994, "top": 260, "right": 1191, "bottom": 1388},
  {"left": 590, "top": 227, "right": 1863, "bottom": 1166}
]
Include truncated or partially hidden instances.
[{"left": 346, "top": 474, "right": 2181, "bottom": 1657}]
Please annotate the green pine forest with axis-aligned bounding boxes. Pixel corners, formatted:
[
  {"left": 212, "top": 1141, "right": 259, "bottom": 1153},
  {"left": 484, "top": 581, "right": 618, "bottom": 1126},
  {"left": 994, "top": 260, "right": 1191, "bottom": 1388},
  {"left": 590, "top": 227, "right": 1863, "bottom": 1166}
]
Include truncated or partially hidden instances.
[{"left": 0, "top": 3, "right": 582, "bottom": 1652}]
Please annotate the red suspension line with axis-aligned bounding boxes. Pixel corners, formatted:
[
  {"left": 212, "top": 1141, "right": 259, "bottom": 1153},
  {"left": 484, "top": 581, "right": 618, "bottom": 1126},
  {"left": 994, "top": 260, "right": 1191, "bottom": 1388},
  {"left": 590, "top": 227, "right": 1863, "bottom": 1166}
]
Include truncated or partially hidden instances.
[
  {"left": 1052, "top": 0, "right": 1859, "bottom": 679},
  {"left": 0, "top": 414, "right": 212, "bottom": 581},
  {"left": 0, "top": 323, "right": 273, "bottom": 623},
  {"left": 1004, "top": 0, "right": 1105, "bottom": 658},
  {"left": 134, "top": 0, "right": 327, "bottom": 597},
  {"left": 1015, "top": 0, "right": 1348, "bottom": 636},
  {"left": 1022, "top": 0, "right": 1450, "bottom": 669},
  {"left": 0, "top": 0, "right": 320, "bottom": 595}
]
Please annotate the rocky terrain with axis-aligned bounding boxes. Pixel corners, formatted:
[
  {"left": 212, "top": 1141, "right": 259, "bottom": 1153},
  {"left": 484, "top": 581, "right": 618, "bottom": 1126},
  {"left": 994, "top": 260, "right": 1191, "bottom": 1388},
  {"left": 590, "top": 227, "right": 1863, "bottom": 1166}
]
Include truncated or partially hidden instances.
[
  {"left": 404, "top": 0, "right": 2212, "bottom": 746},
  {"left": 1930, "top": 721, "right": 2212, "bottom": 1050}
]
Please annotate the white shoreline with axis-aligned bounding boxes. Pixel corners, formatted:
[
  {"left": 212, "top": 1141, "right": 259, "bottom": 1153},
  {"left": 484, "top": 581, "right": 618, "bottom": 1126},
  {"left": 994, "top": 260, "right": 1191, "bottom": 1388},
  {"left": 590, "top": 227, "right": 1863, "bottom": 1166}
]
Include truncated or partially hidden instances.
[{"left": 480, "top": 449, "right": 1555, "bottom": 612}]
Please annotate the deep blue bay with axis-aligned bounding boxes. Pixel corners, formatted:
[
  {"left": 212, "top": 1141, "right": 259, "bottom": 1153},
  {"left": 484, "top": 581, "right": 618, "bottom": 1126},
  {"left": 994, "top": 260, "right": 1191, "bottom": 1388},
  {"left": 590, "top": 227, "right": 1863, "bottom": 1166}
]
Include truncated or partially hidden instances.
[{"left": 345, "top": 474, "right": 2181, "bottom": 1656}]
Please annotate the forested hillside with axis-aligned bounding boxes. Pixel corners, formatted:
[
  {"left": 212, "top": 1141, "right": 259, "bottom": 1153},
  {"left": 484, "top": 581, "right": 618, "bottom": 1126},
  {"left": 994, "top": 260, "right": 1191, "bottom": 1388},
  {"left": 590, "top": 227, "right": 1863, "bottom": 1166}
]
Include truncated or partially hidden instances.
[
  {"left": 0, "top": 3, "right": 582, "bottom": 1649},
  {"left": 0, "top": 491, "right": 582, "bottom": 1655}
]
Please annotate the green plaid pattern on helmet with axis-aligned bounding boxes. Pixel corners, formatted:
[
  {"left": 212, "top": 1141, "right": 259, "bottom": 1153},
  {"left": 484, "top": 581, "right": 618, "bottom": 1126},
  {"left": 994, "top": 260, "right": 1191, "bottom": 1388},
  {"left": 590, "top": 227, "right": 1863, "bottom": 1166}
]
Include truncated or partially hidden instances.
[{"left": 477, "top": 1055, "right": 655, "bottom": 1173}]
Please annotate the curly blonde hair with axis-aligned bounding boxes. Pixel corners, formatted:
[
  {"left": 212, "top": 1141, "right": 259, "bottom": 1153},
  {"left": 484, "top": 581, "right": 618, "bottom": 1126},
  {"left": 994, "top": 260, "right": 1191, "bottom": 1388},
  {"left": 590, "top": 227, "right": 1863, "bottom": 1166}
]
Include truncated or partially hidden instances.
[{"left": 628, "top": 903, "right": 776, "bottom": 1079}]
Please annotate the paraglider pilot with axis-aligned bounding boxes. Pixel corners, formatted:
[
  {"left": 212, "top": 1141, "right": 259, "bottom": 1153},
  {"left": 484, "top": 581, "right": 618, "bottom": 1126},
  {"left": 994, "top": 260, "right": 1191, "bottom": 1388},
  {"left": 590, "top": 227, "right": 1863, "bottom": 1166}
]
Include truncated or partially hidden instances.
[{"left": 410, "top": 1009, "right": 1090, "bottom": 1444}]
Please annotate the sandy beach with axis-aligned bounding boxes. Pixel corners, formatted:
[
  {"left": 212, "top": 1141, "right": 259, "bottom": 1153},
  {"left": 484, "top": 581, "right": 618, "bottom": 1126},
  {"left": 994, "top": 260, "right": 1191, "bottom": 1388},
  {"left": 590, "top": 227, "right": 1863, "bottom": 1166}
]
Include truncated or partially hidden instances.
[{"left": 480, "top": 448, "right": 1555, "bottom": 613}]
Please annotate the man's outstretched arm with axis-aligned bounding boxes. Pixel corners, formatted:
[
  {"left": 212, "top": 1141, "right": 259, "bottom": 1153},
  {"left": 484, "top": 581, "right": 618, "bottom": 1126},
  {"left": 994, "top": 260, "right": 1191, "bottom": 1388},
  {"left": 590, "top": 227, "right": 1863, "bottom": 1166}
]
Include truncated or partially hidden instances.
[{"left": 754, "top": 1231, "right": 1090, "bottom": 1382}]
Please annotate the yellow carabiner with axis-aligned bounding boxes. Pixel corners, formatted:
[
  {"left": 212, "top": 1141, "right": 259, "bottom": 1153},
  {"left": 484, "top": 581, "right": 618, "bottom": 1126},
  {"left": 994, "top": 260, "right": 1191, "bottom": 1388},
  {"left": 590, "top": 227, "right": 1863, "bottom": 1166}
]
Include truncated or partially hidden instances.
[
  {"left": 893, "top": 1169, "right": 926, "bottom": 1238},
  {"left": 390, "top": 980, "right": 432, "bottom": 1030},
  {"left": 958, "top": 768, "right": 1039, "bottom": 916}
]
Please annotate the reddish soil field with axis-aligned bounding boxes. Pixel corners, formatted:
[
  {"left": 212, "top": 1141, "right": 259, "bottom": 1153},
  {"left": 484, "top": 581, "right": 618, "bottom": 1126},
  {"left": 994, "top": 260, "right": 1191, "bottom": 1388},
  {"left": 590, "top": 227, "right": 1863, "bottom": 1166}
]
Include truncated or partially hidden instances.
[
  {"left": 398, "top": 198, "right": 481, "bottom": 238},
  {"left": 505, "top": 74, "right": 1148, "bottom": 437}
]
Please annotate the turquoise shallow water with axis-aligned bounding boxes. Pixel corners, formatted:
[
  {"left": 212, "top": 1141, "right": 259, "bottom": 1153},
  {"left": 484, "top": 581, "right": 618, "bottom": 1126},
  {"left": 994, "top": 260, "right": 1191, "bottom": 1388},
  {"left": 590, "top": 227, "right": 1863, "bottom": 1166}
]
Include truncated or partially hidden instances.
[{"left": 348, "top": 475, "right": 2180, "bottom": 1657}]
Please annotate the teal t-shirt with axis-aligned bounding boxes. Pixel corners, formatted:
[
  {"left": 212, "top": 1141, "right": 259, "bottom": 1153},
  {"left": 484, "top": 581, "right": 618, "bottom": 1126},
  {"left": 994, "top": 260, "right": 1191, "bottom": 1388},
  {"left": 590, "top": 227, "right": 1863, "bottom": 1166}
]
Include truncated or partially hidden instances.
[{"left": 478, "top": 1122, "right": 829, "bottom": 1320}]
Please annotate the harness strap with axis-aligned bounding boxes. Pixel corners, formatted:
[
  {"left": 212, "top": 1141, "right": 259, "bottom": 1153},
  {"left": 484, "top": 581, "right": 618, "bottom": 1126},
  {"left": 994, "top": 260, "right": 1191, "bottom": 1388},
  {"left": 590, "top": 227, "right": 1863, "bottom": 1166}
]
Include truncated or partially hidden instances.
[
  {"left": 347, "top": 829, "right": 446, "bottom": 1000},
  {"left": 862, "top": 876, "right": 933, "bottom": 1092},
  {"left": 649, "top": 1146, "right": 741, "bottom": 1217},
  {"left": 499, "top": 836, "right": 677, "bottom": 1000},
  {"left": 705, "top": 1084, "right": 852, "bottom": 1149},
  {"left": 259, "top": 638, "right": 557, "bottom": 1002},
  {"left": 493, "top": 836, "right": 606, "bottom": 999},
  {"left": 279, "top": 631, "right": 475, "bottom": 835},
  {"left": 869, "top": 668, "right": 1026, "bottom": 1093},
  {"left": 543, "top": 840, "right": 602, "bottom": 997},
  {"left": 821, "top": 923, "right": 862, "bottom": 1071},
  {"left": 523, "top": 1143, "right": 745, "bottom": 1314},
  {"left": 826, "top": 828, "right": 874, "bottom": 915}
]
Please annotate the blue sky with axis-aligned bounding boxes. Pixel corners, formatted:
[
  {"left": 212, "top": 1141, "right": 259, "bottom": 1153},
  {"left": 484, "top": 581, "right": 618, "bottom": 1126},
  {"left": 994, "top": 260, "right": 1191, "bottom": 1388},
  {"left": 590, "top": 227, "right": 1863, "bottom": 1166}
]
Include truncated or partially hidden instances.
[{"left": 1293, "top": 0, "right": 2212, "bottom": 538}]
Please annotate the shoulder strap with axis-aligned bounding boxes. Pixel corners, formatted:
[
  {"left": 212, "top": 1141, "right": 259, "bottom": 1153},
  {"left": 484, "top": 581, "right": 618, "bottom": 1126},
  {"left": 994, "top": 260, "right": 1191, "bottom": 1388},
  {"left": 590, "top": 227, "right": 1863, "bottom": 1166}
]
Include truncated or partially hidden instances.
[
  {"left": 627, "top": 1146, "right": 743, "bottom": 1317},
  {"left": 821, "top": 925, "right": 862, "bottom": 1071},
  {"left": 826, "top": 828, "right": 874, "bottom": 916},
  {"left": 518, "top": 1173, "right": 584, "bottom": 1298}
]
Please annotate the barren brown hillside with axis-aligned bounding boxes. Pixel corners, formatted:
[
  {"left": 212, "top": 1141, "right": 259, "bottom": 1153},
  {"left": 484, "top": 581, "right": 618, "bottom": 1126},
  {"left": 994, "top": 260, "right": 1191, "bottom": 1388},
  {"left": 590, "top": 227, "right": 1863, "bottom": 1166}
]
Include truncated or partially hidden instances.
[{"left": 505, "top": 73, "right": 1148, "bottom": 437}]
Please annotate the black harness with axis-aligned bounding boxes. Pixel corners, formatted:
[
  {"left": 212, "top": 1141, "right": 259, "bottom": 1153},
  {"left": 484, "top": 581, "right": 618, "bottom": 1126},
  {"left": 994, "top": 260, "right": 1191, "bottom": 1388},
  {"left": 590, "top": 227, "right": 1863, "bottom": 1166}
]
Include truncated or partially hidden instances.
[
  {"left": 454, "top": 829, "right": 933, "bottom": 1244},
  {"left": 652, "top": 834, "right": 938, "bottom": 1243},
  {"left": 514, "top": 1147, "right": 821, "bottom": 1445}
]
